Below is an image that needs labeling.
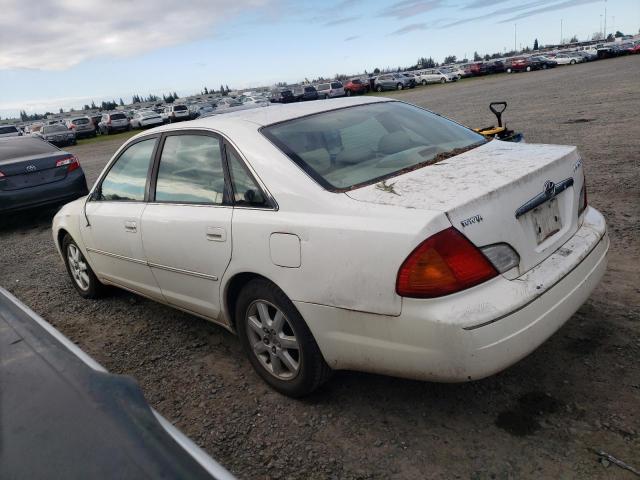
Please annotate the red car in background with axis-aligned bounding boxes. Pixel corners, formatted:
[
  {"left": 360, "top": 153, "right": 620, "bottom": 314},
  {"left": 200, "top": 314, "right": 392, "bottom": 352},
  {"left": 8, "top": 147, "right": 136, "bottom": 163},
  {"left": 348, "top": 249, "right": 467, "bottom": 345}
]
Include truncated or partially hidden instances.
[
  {"left": 506, "top": 57, "right": 530, "bottom": 73},
  {"left": 343, "top": 78, "right": 368, "bottom": 96},
  {"left": 469, "top": 62, "right": 488, "bottom": 76}
]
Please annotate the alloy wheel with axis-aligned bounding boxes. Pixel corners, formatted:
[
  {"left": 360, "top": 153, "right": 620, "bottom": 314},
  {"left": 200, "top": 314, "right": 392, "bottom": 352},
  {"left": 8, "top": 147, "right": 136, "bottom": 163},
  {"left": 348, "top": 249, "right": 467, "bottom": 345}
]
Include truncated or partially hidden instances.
[
  {"left": 246, "top": 300, "right": 300, "bottom": 380},
  {"left": 67, "top": 244, "right": 90, "bottom": 291}
]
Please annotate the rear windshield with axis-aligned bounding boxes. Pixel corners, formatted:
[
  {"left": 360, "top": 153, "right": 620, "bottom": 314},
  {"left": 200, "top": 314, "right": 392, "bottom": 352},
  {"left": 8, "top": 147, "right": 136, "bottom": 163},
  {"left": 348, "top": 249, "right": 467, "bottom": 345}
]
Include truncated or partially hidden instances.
[
  {"left": 110, "top": 113, "right": 126, "bottom": 120},
  {"left": 0, "top": 137, "right": 57, "bottom": 161},
  {"left": 317, "top": 84, "right": 330, "bottom": 90},
  {"left": 43, "top": 125, "right": 68, "bottom": 133},
  {"left": 0, "top": 126, "right": 19, "bottom": 134},
  {"left": 330, "top": 82, "right": 342, "bottom": 89},
  {"left": 262, "top": 102, "right": 485, "bottom": 191},
  {"left": 174, "top": 105, "right": 187, "bottom": 111},
  {"left": 304, "top": 86, "right": 316, "bottom": 92},
  {"left": 72, "top": 118, "right": 90, "bottom": 125},
  {"left": 351, "top": 79, "right": 362, "bottom": 84}
]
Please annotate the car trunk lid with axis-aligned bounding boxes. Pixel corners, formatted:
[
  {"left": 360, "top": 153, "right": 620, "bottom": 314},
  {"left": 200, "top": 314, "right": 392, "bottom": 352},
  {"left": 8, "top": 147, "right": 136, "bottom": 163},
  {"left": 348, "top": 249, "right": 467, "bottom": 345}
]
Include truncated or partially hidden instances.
[
  {"left": 345, "top": 140, "right": 585, "bottom": 276},
  {"left": 0, "top": 152, "right": 72, "bottom": 190}
]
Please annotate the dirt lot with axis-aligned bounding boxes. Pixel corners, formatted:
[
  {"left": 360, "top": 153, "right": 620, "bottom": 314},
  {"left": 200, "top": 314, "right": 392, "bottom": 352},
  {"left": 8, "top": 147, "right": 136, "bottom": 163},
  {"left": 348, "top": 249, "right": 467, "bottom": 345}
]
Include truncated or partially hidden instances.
[{"left": 1, "top": 56, "right": 638, "bottom": 479}]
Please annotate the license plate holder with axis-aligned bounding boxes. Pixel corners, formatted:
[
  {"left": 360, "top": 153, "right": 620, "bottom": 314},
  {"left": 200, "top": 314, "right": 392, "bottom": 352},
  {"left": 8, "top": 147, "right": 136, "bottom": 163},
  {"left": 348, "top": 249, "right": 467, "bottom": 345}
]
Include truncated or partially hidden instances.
[{"left": 531, "top": 198, "right": 562, "bottom": 244}]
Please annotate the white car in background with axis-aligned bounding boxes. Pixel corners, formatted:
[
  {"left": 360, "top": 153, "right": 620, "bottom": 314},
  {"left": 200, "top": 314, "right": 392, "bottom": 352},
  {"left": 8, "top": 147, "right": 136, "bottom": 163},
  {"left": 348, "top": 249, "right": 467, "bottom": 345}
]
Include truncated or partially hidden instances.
[
  {"left": 240, "top": 96, "right": 269, "bottom": 106},
  {"left": 130, "top": 111, "right": 164, "bottom": 129},
  {"left": 553, "top": 53, "right": 580, "bottom": 65},
  {"left": 52, "top": 97, "right": 608, "bottom": 397}
]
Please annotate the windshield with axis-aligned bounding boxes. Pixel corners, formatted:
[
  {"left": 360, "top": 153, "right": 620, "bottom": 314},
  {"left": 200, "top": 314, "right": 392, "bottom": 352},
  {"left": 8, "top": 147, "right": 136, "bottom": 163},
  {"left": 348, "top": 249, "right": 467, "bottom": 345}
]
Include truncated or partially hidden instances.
[
  {"left": 174, "top": 105, "right": 187, "bottom": 111},
  {"left": 262, "top": 101, "right": 485, "bottom": 191},
  {"left": 72, "top": 118, "right": 90, "bottom": 125}
]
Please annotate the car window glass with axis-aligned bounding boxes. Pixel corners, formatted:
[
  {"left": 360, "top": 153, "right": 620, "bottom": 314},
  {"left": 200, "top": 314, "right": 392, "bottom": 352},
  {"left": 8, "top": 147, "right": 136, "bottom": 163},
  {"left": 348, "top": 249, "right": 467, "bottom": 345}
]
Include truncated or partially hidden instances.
[
  {"left": 100, "top": 138, "right": 155, "bottom": 201},
  {"left": 263, "top": 102, "right": 485, "bottom": 190},
  {"left": 155, "top": 134, "right": 225, "bottom": 204},
  {"left": 227, "top": 148, "right": 268, "bottom": 207}
]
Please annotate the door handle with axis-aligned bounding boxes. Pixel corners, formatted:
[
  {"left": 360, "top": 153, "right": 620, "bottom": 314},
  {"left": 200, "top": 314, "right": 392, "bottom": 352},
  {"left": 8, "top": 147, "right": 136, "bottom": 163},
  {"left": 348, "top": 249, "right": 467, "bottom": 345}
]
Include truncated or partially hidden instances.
[
  {"left": 124, "top": 221, "right": 137, "bottom": 233},
  {"left": 206, "top": 227, "right": 226, "bottom": 242}
]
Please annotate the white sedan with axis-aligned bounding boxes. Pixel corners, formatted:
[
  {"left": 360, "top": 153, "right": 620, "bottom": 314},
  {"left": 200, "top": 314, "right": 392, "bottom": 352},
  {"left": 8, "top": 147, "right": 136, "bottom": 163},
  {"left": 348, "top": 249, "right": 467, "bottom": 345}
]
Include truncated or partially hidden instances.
[
  {"left": 130, "top": 111, "right": 164, "bottom": 129},
  {"left": 52, "top": 97, "right": 608, "bottom": 396}
]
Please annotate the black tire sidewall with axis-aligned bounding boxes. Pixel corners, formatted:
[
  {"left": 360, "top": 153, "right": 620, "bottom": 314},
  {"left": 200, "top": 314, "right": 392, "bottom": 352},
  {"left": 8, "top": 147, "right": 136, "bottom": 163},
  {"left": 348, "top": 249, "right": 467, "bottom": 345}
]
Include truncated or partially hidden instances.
[{"left": 236, "top": 279, "right": 330, "bottom": 397}]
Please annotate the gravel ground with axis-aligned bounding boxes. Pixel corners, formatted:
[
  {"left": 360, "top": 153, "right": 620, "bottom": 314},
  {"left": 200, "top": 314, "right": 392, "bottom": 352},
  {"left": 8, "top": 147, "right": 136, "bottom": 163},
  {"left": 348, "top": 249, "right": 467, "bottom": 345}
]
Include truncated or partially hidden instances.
[{"left": 1, "top": 55, "right": 639, "bottom": 479}]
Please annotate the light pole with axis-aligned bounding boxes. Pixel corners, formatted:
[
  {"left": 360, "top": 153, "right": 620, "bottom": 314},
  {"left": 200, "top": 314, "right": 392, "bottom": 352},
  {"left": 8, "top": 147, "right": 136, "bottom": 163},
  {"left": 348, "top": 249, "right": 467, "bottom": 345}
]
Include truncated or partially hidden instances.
[
  {"left": 604, "top": 0, "right": 607, "bottom": 39},
  {"left": 560, "top": 18, "right": 563, "bottom": 45},
  {"left": 599, "top": 14, "right": 603, "bottom": 37},
  {"left": 514, "top": 23, "right": 517, "bottom": 52}
]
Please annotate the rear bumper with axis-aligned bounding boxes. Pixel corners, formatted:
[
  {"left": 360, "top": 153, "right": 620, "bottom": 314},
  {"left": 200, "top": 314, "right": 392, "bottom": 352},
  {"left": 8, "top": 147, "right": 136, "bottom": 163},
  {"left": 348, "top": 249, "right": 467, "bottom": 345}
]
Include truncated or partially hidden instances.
[
  {"left": 0, "top": 169, "right": 88, "bottom": 214},
  {"left": 296, "top": 207, "right": 608, "bottom": 382},
  {"left": 75, "top": 129, "right": 96, "bottom": 138}
]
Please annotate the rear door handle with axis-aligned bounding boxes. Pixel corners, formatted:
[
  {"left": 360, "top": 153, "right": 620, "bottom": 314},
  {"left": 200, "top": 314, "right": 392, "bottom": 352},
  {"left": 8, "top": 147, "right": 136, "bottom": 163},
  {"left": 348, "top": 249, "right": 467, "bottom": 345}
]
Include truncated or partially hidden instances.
[
  {"left": 124, "top": 221, "right": 137, "bottom": 233},
  {"left": 206, "top": 227, "right": 226, "bottom": 242}
]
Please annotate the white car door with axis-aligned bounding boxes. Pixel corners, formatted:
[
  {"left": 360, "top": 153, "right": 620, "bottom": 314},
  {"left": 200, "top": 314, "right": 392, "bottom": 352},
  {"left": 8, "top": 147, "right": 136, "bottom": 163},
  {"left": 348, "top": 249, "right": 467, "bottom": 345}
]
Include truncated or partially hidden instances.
[
  {"left": 140, "top": 131, "right": 232, "bottom": 320},
  {"left": 82, "top": 136, "right": 163, "bottom": 300}
]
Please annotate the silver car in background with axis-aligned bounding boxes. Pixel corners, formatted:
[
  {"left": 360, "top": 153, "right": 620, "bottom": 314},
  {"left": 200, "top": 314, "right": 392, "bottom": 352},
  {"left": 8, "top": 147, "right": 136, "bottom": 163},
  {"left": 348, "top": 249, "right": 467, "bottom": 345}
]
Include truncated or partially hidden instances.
[
  {"left": 66, "top": 116, "right": 96, "bottom": 139},
  {"left": 373, "top": 73, "right": 413, "bottom": 91},
  {"left": 98, "top": 112, "right": 130, "bottom": 135},
  {"left": 38, "top": 124, "right": 76, "bottom": 146},
  {"left": 315, "top": 81, "right": 345, "bottom": 99},
  {"left": 0, "top": 125, "right": 22, "bottom": 138}
]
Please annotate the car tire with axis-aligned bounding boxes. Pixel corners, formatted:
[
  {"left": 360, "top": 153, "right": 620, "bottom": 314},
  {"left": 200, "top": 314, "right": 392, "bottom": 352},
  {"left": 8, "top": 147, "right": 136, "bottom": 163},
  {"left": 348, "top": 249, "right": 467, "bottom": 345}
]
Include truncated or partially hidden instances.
[
  {"left": 345, "top": 89, "right": 352, "bottom": 97},
  {"left": 542, "top": 64, "right": 548, "bottom": 70},
  {"left": 396, "top": 83, "right": 403, "bottom": 90},
  {"left": 236, "top": 278, "right": 332, "bottom": 397},
  {"left": 62, "top": 234, "right": 106, "bottom": 299},
  {"left": 570, "top": 59, "right": 576, "bottom": 65},
  {"left": 506, "top": 68, "right": 512, "bottom": 73},
  {"left": 106, "top": 128, "right": 110, "bottom": 135},
  {"left": 376, "top": 85, "right": 383, "bottom": 92},
  {"left": 526, "top": 66, "right": 531, "bottom": 72},
  {"left": 421, "top": 80, "right": 427, "bottom": 86}
]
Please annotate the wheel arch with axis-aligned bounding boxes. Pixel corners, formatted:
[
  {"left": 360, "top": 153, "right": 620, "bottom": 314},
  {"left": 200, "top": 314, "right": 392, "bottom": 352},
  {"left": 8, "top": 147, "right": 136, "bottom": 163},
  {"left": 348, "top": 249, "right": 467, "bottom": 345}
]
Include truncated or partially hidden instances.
[{"left": 223, "top": 271, "right": 284, "bottom": 333}]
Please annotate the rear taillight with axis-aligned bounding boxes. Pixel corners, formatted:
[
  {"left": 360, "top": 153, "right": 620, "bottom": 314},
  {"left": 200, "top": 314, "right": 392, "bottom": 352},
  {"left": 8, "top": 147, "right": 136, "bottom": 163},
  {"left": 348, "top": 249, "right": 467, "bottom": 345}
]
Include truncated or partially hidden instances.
[
  {"left": 0, "top": 171, "right": 5, "bottom": 178},
  {"left": 578, "top": 176, "right": 588, "bottom": 216},
  {"left": 396, "top": 227, "right": 498, "bottom": 298},
  {"left": 56, "top": 155, "right": 80, "bottom": 173}
]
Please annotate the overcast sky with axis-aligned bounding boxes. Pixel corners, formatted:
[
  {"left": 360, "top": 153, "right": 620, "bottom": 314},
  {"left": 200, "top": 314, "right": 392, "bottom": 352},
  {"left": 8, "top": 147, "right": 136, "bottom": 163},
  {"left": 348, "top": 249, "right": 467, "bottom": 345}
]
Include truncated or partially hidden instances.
[{"left": 1, "top": 0, "right": 638, "bottom": 118}]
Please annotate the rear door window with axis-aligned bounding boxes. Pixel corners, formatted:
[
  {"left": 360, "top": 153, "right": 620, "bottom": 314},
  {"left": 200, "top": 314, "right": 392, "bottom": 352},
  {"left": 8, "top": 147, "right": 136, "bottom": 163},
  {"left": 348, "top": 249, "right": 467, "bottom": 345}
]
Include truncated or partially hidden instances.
[
  {"left": 226, "top": 147, "right": 268, "bottom": 207},
  {"left": 154, "top": 134, "right": 225, "bottom": 204},
  {"left": 99, "top": 138, "right": 156, "bottom": 201}
]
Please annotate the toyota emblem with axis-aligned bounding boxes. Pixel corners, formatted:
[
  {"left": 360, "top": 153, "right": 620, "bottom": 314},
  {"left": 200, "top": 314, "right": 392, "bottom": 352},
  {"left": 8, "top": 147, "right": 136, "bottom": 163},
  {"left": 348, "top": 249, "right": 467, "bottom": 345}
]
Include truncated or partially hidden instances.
[{"left": 26, "top": 165, "right": 37, "bottom": 172}]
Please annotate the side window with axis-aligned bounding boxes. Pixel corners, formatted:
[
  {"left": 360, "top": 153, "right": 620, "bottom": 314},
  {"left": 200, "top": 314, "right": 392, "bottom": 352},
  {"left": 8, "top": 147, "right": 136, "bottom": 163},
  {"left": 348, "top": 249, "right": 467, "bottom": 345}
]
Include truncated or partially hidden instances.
[
  {"left": 154, "top": 134, "right": 225, "bottom": 204},
  {"left": 226, "top": 147, "right": 268, "bottom": 207},
  {"left": 99, "top": 138, "right": 156, "bottom": 201}
]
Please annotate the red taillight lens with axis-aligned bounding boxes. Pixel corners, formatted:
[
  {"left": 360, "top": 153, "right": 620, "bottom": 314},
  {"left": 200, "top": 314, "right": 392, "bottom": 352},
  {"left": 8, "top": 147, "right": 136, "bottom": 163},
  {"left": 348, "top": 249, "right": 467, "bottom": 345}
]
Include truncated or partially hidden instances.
[
  {"left": 56, "top": 155, "right": 80, "bottom": 173},
  {"left": 396, "top": 227, "right": 498, "bottom": 298},
  {"left": 0, "top": 170, "right": 5, "bottom": 178}
]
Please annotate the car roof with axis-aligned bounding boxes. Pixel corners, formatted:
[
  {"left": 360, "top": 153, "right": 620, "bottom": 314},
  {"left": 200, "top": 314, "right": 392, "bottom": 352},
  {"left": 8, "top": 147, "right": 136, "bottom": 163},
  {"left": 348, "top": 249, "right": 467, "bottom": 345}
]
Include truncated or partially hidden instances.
[{"left": 147, "top": 97, "right": 392, "bottom": 130}]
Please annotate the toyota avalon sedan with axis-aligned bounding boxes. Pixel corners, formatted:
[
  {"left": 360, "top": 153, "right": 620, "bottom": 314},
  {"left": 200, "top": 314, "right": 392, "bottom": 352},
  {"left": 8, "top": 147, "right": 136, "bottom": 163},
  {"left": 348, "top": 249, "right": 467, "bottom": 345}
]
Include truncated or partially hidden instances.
[
  {"left": 52, "top": 97, "right": 608, "bottom": 397},
  {"left": 1, "top": 136, "right": 88, "bottom": 215}
]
